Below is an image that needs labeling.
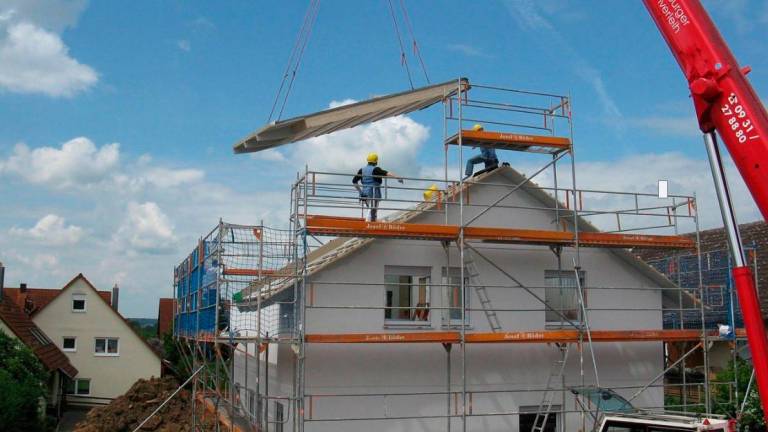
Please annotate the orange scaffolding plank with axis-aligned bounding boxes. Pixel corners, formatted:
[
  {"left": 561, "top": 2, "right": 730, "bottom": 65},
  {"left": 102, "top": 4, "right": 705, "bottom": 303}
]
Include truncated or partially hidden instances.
[
  {"left": 223, "top": 268, "right": 293, "bottom": 277},
  {"left": 306, "top": 331, "right": 460, "bottom": 344},
  {"left": 305, "top": 329, "right": 746, "bottom": 344},
  {"left": 445, "top": 130, "right": 571, "bottom": 154},
  {"left": 304, "top": 216, "right": 694, "bottom": 249}
]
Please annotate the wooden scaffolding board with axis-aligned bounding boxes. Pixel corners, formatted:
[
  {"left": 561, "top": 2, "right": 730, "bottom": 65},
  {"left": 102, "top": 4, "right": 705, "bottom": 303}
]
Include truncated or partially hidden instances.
[{"left": 304, "top": 215, "right": 694, "bottom": 249}]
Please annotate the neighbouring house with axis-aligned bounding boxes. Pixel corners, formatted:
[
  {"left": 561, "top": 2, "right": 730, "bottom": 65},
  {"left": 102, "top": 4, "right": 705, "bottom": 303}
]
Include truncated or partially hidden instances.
[
  {"left": 4, "top": 274, "right": 162, "bottom": 406},
  {"left": 636, "top": 221, "right": 765, "bottom": 387},
  {"left": 637, "top": 220, "right": 768, "bottom": 320},
  {"left": 157, "top": 298, "right": 176, "bottom": 337},
  {"left": 0, "top": 267, "right": 78, "bottom": 419},
  {"left": 232, "top": 166, "right": 690, "bottom": 432}
]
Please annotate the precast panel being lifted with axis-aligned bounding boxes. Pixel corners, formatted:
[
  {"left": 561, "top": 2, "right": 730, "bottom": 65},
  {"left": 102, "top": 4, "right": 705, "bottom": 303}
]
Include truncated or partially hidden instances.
[{"left": 233, "top": 78, "right": 468, "bottom": 153}]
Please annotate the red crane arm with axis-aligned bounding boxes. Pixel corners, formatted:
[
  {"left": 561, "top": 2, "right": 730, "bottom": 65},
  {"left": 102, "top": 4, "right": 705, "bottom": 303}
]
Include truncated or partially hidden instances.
[
  {"left": 643, "top": 0, "right": 768, "bottom": 424},
  {"left": 643, "top": 0, "right": 768, "bottom": 219}
]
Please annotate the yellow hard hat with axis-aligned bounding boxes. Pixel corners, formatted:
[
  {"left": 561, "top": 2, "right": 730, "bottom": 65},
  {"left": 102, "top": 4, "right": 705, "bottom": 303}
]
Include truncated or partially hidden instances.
[
  {"left": 472, "top": 124, "right": 484, "bottom": 132},
  {"left": 423, "top": 184, "right": 440, "bottom": 201},
  {"left": 367, "top": 152, "right": 379, "bottom": 164}
]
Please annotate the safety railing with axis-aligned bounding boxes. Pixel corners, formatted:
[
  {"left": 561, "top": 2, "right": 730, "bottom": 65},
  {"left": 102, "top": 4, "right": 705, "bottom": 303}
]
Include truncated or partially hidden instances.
[{"left": 291, "top": 169, "right": 698, "bottom": 236}]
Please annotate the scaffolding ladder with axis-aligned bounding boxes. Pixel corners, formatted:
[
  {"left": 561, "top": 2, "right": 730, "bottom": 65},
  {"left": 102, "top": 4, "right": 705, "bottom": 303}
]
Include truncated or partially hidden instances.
[
  {"left": 531, "top": 343, "right": 570, "bottom": 432},
  {"left": 463, "top": 246, "right": 502, "bottom": 332}
]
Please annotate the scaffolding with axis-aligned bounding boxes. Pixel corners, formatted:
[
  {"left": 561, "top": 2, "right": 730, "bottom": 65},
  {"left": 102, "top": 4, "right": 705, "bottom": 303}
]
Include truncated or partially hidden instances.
[{"left": 174, "top": 81, "right": 751, "bottom": 432}]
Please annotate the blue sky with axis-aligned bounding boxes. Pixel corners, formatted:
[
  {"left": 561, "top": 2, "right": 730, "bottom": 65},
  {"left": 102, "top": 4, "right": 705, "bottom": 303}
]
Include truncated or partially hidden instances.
[{"left": 0, "top": 0, "right": 766, "bottom": 318}]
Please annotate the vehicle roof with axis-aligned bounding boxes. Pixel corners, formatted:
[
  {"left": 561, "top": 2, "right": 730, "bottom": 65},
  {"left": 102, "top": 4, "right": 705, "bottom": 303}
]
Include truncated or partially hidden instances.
[{"left": 600, "top": 412, "right": 728, "bottom": 428}]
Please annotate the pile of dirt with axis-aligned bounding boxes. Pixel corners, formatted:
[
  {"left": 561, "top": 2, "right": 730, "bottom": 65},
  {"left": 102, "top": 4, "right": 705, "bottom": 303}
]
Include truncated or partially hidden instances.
[{"left": 74, "top": 376, "right": 216, "bottom": 432}]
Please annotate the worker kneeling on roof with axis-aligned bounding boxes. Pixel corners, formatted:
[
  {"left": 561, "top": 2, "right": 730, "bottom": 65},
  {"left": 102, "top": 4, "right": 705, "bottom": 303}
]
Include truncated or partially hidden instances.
[
  {"left": 353, "top": 152, "right": 403, "bottom": 222},
  {"left": 465, "top": 124, "right": 499, "bottom": 179}
]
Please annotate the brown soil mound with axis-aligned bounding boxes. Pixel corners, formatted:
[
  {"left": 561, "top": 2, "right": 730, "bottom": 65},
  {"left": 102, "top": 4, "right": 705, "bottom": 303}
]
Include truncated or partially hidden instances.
[{"left": 74, "top": 376, "right": 216, "bottom": 432}]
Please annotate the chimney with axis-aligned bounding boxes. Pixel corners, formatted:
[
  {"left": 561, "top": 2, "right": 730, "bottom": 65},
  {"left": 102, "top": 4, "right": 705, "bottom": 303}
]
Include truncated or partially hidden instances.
[
  {"left": 0, "top": 262, "right": 4, "bottom": 302},
  {"left": 112, "top": 284, "right": 119, "bottom": 311},
  {"left": 20, "top": 282, "right": 27, "bottom": 293}
]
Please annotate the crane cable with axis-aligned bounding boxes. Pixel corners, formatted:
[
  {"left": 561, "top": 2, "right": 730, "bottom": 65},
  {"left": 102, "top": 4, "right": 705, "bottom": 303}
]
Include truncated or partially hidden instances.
[
  {"left": 398, "top": 0, "right": 430, "bottom": 84},
  {"left": 268, "top": 0, "right": 321, "bottom": 123},
  {"left": 386, "top": 0, "right": 414, "bottom": 89}
]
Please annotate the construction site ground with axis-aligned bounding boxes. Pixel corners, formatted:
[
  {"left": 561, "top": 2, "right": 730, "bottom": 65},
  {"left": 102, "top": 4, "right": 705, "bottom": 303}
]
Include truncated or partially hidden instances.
[{"left": 73, "top": 376, "right": 217, "bottom": 432}]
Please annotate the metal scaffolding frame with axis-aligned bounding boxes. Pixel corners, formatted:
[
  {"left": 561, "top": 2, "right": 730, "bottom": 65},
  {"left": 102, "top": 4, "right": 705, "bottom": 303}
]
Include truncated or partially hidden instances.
[{"left": 173, "top": 82, "right": 751, "bottom": 432}]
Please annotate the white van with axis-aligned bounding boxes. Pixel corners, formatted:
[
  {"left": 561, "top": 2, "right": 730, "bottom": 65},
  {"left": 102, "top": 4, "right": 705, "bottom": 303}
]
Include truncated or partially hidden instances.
[{"left": 597, "top": 412, "right": 734, "bottom": 432}]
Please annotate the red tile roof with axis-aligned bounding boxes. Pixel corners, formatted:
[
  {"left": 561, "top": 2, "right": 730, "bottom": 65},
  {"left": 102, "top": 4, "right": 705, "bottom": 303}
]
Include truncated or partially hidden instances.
[
  {"left": 0, "top": 298, "right": 78, "bottom": 378},
  {"left": 157, "top": 298, "right": 176, "bottom": 337},
  {"left": 4, "top": 287, "right": 111, "bottom": 316}
]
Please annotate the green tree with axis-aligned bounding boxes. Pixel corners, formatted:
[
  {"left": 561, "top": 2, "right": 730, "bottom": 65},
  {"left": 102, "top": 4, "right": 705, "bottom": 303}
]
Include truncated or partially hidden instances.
[
  {"left": 0, "top": 331, "right": 49, "bottom": 432},
  {"left": 711, "top": 358, "right": 764, "bottom": 430},
  {"left": 162, "top": 332, "right": 190, "bottom": 378}
]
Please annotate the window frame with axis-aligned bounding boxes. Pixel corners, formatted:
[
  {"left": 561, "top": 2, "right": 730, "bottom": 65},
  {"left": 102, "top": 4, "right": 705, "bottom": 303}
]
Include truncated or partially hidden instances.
[
  {"left": 72, "top": 293, "right": 87, "bottom": 313},
  {"left": 518, "top": 405, "right": 561, "bottom": 432},
  {"left": 65, "top": 378, "right": 91, "bottom": 396},
  {"left": 544, "top": 269, "right": 586, "bottom": 328},
  {"left": 62, "top": 336, "right": 77, "bottom": 352},
  {"left": 94, "top": 337, "right": 120, "bottom": 356},
  {"left": 442, "top": 267, "right": 471, "bottom": 328},
  {"left": 383, "top": 266, "right": 432, "bottom": 326}
]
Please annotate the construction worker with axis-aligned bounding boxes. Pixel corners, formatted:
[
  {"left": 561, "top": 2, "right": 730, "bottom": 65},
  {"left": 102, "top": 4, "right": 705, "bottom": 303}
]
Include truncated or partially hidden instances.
[
  {"left": 464, "top": 124, "right": 499, "bottom": 179},
  {"left": 353, "top": 152, "right": 402, "bottom": 222}
]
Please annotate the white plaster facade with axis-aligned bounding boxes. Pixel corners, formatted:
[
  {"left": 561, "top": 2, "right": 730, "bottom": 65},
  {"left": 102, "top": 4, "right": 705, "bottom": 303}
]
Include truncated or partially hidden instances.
[
  {"left": 32, "top": 275, "right": 162, "bottom": 406},
  {"left": 234, "top": 167, "right": 677, "bottom": 432}
]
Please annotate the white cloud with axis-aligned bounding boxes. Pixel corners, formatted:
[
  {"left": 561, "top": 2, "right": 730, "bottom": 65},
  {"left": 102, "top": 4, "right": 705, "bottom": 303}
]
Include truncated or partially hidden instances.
[
  {"left": 0, "top": 136, "right": 208, "bottom": 191},
  {"left": 189, "top": 17, "right": 216, "bottom": 30},
  {"left": 177, "top": 39, "right": 191, "bottom": 52},
  {"left": 514, "top": 152, "right": 760, "bottom": 231},
  {"left": 761, "top": 1, "right": 768, "bottom": 23},
  {"left": 10, "top": 251, "right": 60, "bottom": 272},
  {"left": 280, "top": 100, "right": 429, "bottom": 177},
  {"left": 141, "top": 167, "right": 204, "bottom": 188},
  {"left": 0, "top": 0, "right": 87, "bottom": 33},
  {"left": 627, "top": 116, "right": 700, "bottom": 137},
  {"left": 0, "top": 20, "right": 97, "bottom": 97},
  {"left": 503, "top": 0, "right": 623, "bottom": 132},
  {"left": 9, "top": 214, "right": 83, "bottom": 245},
  {"left": 0, "top": 137, "right": 119, "bottom": 188},
  {"left": 250, "top": 149, "right": 286, "bottom": 162},
  {"left": 446, "top": 43, "right": 492, "bottom": 58},
  {"left": 114, "top": 202, "right": 177, "bottom": 254}
]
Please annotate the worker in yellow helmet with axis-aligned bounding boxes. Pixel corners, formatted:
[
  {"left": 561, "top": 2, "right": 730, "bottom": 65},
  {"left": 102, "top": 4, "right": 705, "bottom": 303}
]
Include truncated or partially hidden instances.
[
  {"left": 465, "top": 124, "right": 499, "bottom": 179},
  {"left": 353, "top": 152, "right": 403, "bottom": 221},
  {"left": 423, "top": 184, "right": 440, "bottom": 201}
]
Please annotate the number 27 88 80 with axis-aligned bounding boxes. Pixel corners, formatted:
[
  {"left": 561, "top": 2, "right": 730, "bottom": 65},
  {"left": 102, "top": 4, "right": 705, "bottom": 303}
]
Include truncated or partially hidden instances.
[{"left": 721, "top": 93, "right": 760, "bottom": 143}]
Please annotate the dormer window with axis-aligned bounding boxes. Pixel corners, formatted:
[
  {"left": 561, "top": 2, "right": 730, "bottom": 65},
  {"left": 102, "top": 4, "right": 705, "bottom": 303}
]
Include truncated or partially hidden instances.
[{"left": 72, "top": 293, "right": 86, "bottom": 312}]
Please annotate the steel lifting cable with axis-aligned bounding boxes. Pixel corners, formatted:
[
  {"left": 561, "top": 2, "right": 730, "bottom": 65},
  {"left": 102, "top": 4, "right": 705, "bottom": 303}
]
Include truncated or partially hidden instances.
[
  {"left": 386, "top": 0, "right": 414, "bottom": 89},
  {"left": 278, "top": 0, "right": 320, "bottom": 121},
  {"left": 268, "top": 0, "right": 321, "bottom": 123},
  {"left": 398, "top": 0, "right": 430, "bottom": 84}
]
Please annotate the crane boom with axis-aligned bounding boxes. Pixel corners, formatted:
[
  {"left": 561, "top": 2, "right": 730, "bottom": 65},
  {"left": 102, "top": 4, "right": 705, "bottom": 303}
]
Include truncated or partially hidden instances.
[
  {"left": 642, "top": 0, "right": 768, "bottom": 215},
  {"left": 642, "top": 0, "right": 768, "bottom": 425}
]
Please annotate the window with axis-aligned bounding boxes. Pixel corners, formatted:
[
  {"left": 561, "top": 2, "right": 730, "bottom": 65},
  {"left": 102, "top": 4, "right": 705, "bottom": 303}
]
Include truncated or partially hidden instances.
[
  {"left": 72, "top": 293, "right": 86, "bottom": 312},
  {"left": 274, "top": 402, "right": 284, "bottom": 432},
  {"left": 65, "top": 378, "right": 91, "bottom": 396},
  {"left": 94, "top": 337, "right": 119, "bottom": 356},
  {"left": 544, "top": 270, "right": 585, "bottom": 326},
  {"left": 442, "top": 267, "right": 470, "bottom": 326},
  {"left": 519, "top": 406, "right": 560, "bottom": 432},
  {"left": 62, "top": 337, "right": 77, "bottom": 352},
  {"left": 384, "top": 266, "right": 431, "bottom": 322}
]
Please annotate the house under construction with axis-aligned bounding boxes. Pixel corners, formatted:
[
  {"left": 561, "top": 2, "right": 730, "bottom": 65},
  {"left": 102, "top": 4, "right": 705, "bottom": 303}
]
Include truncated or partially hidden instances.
[{"left": 173, "top": 79, "right": 752, "bottom": 432}]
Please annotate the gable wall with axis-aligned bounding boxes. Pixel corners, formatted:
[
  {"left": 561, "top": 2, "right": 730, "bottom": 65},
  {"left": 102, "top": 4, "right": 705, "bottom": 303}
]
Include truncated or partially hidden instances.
[
  {"left": 32, "top": 279, "right": 161, "bottom": 405},
  {"left": 291, "top": 175, "right": 666, "bottom": 431}
]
